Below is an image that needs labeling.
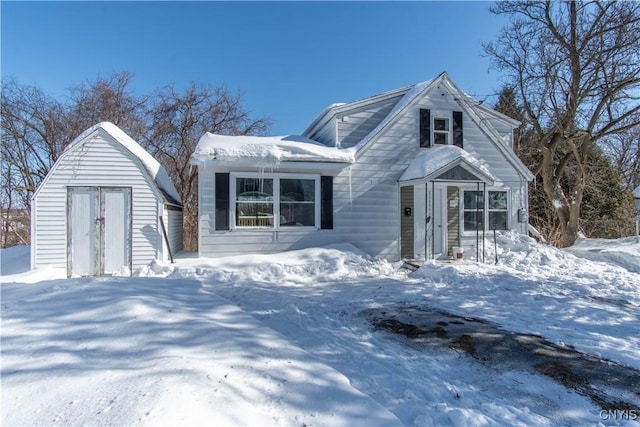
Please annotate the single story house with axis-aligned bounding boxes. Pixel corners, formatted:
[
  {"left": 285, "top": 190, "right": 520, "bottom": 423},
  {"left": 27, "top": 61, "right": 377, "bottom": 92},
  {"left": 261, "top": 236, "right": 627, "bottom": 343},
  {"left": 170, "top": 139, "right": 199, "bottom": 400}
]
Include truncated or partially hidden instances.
[
  {"left": 191, "top": 72, "right": 534, "bottom": 261},
  {"left": 31, "top": 122, "right": 183, "bottom": 276}
]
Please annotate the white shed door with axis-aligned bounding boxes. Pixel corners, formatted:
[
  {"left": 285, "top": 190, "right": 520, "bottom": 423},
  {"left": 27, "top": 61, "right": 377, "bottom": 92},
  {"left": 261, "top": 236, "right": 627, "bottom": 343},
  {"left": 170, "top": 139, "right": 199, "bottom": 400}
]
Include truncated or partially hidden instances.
[
  {"left": 68, "top": 187, "right": 131, "bottom": 277},
  {"left": 68, "top": 188, "right": 99, "bottom": 276},
  {"left": 101, "top": 188, "right": 131, "bottom": 275}
]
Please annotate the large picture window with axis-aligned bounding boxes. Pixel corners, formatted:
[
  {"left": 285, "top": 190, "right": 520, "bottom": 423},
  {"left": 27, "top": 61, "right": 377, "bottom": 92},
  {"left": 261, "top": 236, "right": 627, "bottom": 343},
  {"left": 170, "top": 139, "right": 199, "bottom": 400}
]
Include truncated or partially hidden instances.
[
  {"left": 232, "top": 175, "right": 319, "bottom": 229},
  {"left": 462, "top": 190, "right": 509, "bottom": 232}
]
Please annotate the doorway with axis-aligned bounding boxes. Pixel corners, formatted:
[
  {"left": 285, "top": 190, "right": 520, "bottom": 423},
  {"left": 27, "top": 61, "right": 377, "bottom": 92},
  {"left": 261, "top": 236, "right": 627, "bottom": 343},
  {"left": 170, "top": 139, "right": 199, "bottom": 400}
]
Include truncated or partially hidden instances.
[{"left": 67, "top": 187, "right": 132, "bottom": 277}]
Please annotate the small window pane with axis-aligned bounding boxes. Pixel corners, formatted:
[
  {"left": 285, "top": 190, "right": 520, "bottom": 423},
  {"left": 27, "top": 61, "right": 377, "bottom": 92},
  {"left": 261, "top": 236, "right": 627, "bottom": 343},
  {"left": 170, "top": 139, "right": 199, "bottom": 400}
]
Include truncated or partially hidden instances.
[
  {"left": 236, "top": 203, "right": 274, "bottom": 227},
  {"left": 489, "top": 212, "right": 507, "bottom": 230},
  {"left": 464, "top": 212, "right": 483, "bottom": 231},
  {"left": 488, "top": 191, "right": 507, "bottom": 210},
  {"left": 280, "top": 203, "right": 315, "bottom": 226},
  {"left": 434, "top": 118, "right": 449, "bottom": 131},
  {"left": 281, "top": 179, "right": 315, "bottom": 201},
  {"left": 464, "top": 191, "right": 484, "bottom": 210},
  {"left": 236, "top": 178, "right": 273, "bottom": 200},
  {"left": 434, "top": 132, "right": 448, "bottom": 145}
]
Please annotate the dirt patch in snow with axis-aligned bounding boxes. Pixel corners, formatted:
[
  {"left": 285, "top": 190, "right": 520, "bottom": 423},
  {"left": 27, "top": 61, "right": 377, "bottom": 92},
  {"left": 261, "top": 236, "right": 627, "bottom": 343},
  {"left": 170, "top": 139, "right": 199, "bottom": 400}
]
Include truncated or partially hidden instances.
[{"left": 364, "top": 305, "right": 640, "bottom": 413}]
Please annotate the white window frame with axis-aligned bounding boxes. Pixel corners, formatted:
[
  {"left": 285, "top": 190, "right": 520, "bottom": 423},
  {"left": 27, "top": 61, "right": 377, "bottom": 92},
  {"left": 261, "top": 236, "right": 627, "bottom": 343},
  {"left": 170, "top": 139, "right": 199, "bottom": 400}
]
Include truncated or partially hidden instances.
[
  {"left": 230, "top": 172, "right": 321, "bottom": 230},
  {"left": 460, "top": 188, "right": 510, "bottom": 234},
  {"left": 487, "top": 190, "right": 509, "bottom": 231},
  {"left": 432, "top": 111, "right": 452, "bottom": 146}
]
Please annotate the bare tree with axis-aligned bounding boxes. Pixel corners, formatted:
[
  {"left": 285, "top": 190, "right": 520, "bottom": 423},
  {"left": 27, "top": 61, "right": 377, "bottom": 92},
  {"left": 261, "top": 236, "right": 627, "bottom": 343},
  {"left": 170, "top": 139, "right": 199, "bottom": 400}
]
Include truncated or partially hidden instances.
[
  {"left": 146, "top": 83, "right": 271, "bottom": 251},
  {"left": 66, "top": 71, "right": 147, "bottom": 141},
  {"left": 485, "top": 1, "right": 640, "bottom": 247},
  {"left": 1, "top": 73, "right": 147, "bottom": 247},
  {"left": 602, "top": 127, "right": 640, "bottom": 191}
]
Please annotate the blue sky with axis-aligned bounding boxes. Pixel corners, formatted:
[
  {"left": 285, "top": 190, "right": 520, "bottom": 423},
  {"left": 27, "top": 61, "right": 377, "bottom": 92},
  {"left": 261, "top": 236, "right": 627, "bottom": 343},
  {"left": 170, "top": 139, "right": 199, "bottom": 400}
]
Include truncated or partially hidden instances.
[{"left": 2, "top": 1, "right": 509, "bottom": 135}]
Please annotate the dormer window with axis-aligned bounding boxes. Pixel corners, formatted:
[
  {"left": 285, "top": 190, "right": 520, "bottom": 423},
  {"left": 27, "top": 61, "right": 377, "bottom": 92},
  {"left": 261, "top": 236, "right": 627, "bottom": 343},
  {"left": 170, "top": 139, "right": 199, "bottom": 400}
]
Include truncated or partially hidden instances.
[
  {"left": 433, "top": 117, "right": 450, "bottom": 145},
  {"left": 420, "top": 109, "right": 464, "bottom": 148}
]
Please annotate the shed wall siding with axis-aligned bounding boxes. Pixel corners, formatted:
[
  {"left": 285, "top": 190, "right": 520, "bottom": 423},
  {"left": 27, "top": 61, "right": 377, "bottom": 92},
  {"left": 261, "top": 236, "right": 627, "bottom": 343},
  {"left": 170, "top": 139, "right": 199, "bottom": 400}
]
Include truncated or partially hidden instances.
[
  {"left": 33, "top": 133, "right": 162, "bottom": 270},
  {"left": 162, "top": 207, "right": 183, "bottom": 261}
]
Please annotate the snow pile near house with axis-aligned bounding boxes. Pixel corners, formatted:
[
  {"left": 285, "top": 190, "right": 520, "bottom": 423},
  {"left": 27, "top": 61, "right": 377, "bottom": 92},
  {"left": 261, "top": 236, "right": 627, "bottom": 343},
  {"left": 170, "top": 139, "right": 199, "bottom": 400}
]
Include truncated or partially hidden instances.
[
  {"left": 564, "top": 235, "right": 640, "bottom": 273},
  {"left": 140, "top": 243, "right": 399, "bottom": 284},
  {"left": 413, "top": 230, "right": 640, "bottom": 369},
  {"left": 192, "top": 133, "right": 355, "bottom": 164}
]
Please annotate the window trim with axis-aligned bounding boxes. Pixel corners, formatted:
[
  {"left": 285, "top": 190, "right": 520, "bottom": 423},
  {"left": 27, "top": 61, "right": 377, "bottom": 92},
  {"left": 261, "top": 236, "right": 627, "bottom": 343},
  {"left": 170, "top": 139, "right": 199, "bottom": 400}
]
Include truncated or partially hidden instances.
[
  {"left": 433, "top": 116, "right": 451, "bottom": 146},
  {"left": 460, "top": 188, "right": 510, "bottom": 234},
  {"left": 230, "top": 172, "right": 321, "bottom": 230}
]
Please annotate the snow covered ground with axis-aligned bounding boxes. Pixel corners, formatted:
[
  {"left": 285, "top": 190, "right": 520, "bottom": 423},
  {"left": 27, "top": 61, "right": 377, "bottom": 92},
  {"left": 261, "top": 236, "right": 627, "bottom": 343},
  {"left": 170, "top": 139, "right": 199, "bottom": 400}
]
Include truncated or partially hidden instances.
[{"left": 2, "top": 233, "right": 639, "bottom": 426}]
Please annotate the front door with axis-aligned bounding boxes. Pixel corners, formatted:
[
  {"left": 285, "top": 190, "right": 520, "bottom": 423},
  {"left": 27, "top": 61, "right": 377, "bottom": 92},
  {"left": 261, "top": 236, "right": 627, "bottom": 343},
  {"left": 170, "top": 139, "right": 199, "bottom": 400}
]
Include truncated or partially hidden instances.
[{"left": 68, "top": 187, "right": 131, "bottom": 277}]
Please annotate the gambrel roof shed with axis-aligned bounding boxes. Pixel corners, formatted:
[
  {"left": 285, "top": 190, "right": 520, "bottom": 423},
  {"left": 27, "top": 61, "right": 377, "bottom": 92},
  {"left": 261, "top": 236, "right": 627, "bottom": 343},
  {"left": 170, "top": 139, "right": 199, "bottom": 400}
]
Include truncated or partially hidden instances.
[{"left": 31, "top": 122, "right": 183, "bottom": 276}]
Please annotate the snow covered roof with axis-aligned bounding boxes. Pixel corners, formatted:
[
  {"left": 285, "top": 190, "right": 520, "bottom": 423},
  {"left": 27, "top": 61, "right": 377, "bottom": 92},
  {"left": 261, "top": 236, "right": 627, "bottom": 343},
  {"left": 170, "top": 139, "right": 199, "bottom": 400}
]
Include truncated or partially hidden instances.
[
  {"left": 353, "top": 79, "right": 434, "bottom": 151},
  {"left": 192, "top": 133, "right": 355, "bottom": 164},
  {"left": 633, "top": 185, "right": 640, "bottom": 198},
  {"left": 65, "top": 122, "right": 182, "bottom": 205},
  {"left": 399, "top": 145, "right": 495, "bottom": 183}
]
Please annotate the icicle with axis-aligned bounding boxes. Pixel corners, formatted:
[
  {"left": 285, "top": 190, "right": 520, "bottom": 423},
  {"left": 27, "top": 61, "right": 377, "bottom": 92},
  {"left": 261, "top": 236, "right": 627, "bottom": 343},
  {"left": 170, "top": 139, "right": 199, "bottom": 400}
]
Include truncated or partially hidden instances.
[{"left": 348, "top": 166, "right": 353, "bottom": 205}]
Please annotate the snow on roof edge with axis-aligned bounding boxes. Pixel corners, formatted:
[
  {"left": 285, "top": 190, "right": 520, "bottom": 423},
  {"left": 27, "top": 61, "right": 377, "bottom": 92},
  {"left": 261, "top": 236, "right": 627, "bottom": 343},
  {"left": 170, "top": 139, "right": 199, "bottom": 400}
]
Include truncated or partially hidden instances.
[
  {"left": 66, "top": 122, "right": 182, "bottom": 205},
  {"left": 352, "top": 78, "right": 435, "bottom": 152},
  {"left": 192, "top": 133, "right": 355, "bottom": 164},
  {"left": 399, "top": 145, "right": 496, "bottom": 183}
]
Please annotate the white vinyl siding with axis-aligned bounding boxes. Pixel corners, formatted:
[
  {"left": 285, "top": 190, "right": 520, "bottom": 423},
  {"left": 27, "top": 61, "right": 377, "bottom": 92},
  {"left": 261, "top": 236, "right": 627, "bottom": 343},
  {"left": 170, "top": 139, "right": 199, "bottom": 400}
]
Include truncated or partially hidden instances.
[
  {"left": 306, "top": 118, "right": 337, "bottom": 147},
  {"left": 337, "top": 95, "right": 403, "bottom": 149},
  {"left": 197, "top": 77, "right": 530, "bottom": 261},
  {"left": 32, "top": 129, "right": 178, "bottom": 271},
  {"left": 163, "top": 207, "right": 183, "bottom": 257}
]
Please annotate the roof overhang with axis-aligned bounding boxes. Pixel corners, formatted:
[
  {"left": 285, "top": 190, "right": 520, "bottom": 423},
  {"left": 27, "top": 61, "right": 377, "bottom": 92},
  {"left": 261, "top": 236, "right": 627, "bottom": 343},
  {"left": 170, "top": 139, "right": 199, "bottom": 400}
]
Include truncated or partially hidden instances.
[{"left": 399, "top": 146, "right": 496, "bottom": 186}]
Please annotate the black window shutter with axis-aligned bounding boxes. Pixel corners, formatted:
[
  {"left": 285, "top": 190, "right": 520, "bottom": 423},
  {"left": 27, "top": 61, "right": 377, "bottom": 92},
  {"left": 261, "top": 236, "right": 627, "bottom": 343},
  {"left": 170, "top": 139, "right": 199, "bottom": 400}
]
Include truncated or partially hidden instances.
[
  {"left": 419, "top": 109, "right": 431, "bottom": 148},
  {"left": 320, "top": 176, "right": 333, "bottom": 230},
  {"left": 453, "top": 111, "right": 463, "bottom": 148},
  {"left": 215, "top": 173, "right": 230, "bottom": 231}
]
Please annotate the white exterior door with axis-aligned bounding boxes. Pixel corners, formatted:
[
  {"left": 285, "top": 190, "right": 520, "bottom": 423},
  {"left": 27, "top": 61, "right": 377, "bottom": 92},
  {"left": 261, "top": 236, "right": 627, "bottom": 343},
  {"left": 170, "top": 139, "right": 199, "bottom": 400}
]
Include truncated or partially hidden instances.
[
  {"left": 101, "top": 188, "right": 131, "bottom": 275},
  {"left": 68, "top": 187, "right": 131, "bottom": 276},
  {"left": 68, "top": 188, "right": 99, "bottom": 276}
]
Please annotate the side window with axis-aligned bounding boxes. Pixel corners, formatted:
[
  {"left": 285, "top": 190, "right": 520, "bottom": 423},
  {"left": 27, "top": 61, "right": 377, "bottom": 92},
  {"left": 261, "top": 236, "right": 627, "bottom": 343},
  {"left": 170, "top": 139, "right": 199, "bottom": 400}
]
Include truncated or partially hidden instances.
[
  {"left": 463, "top": 190, "right": 484, "bottom": 231},
  {"left": 462, "top": 190, "right": 509, "bottom": 232},
  {"left": 488, "top": 191, "right": 508, "bottom": 230},
  {"left": 280, "top": 179, "right": 315, "bottom": 227},
  {"left": 433, "top": 117, "right": 450, "bottom": 145}
]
